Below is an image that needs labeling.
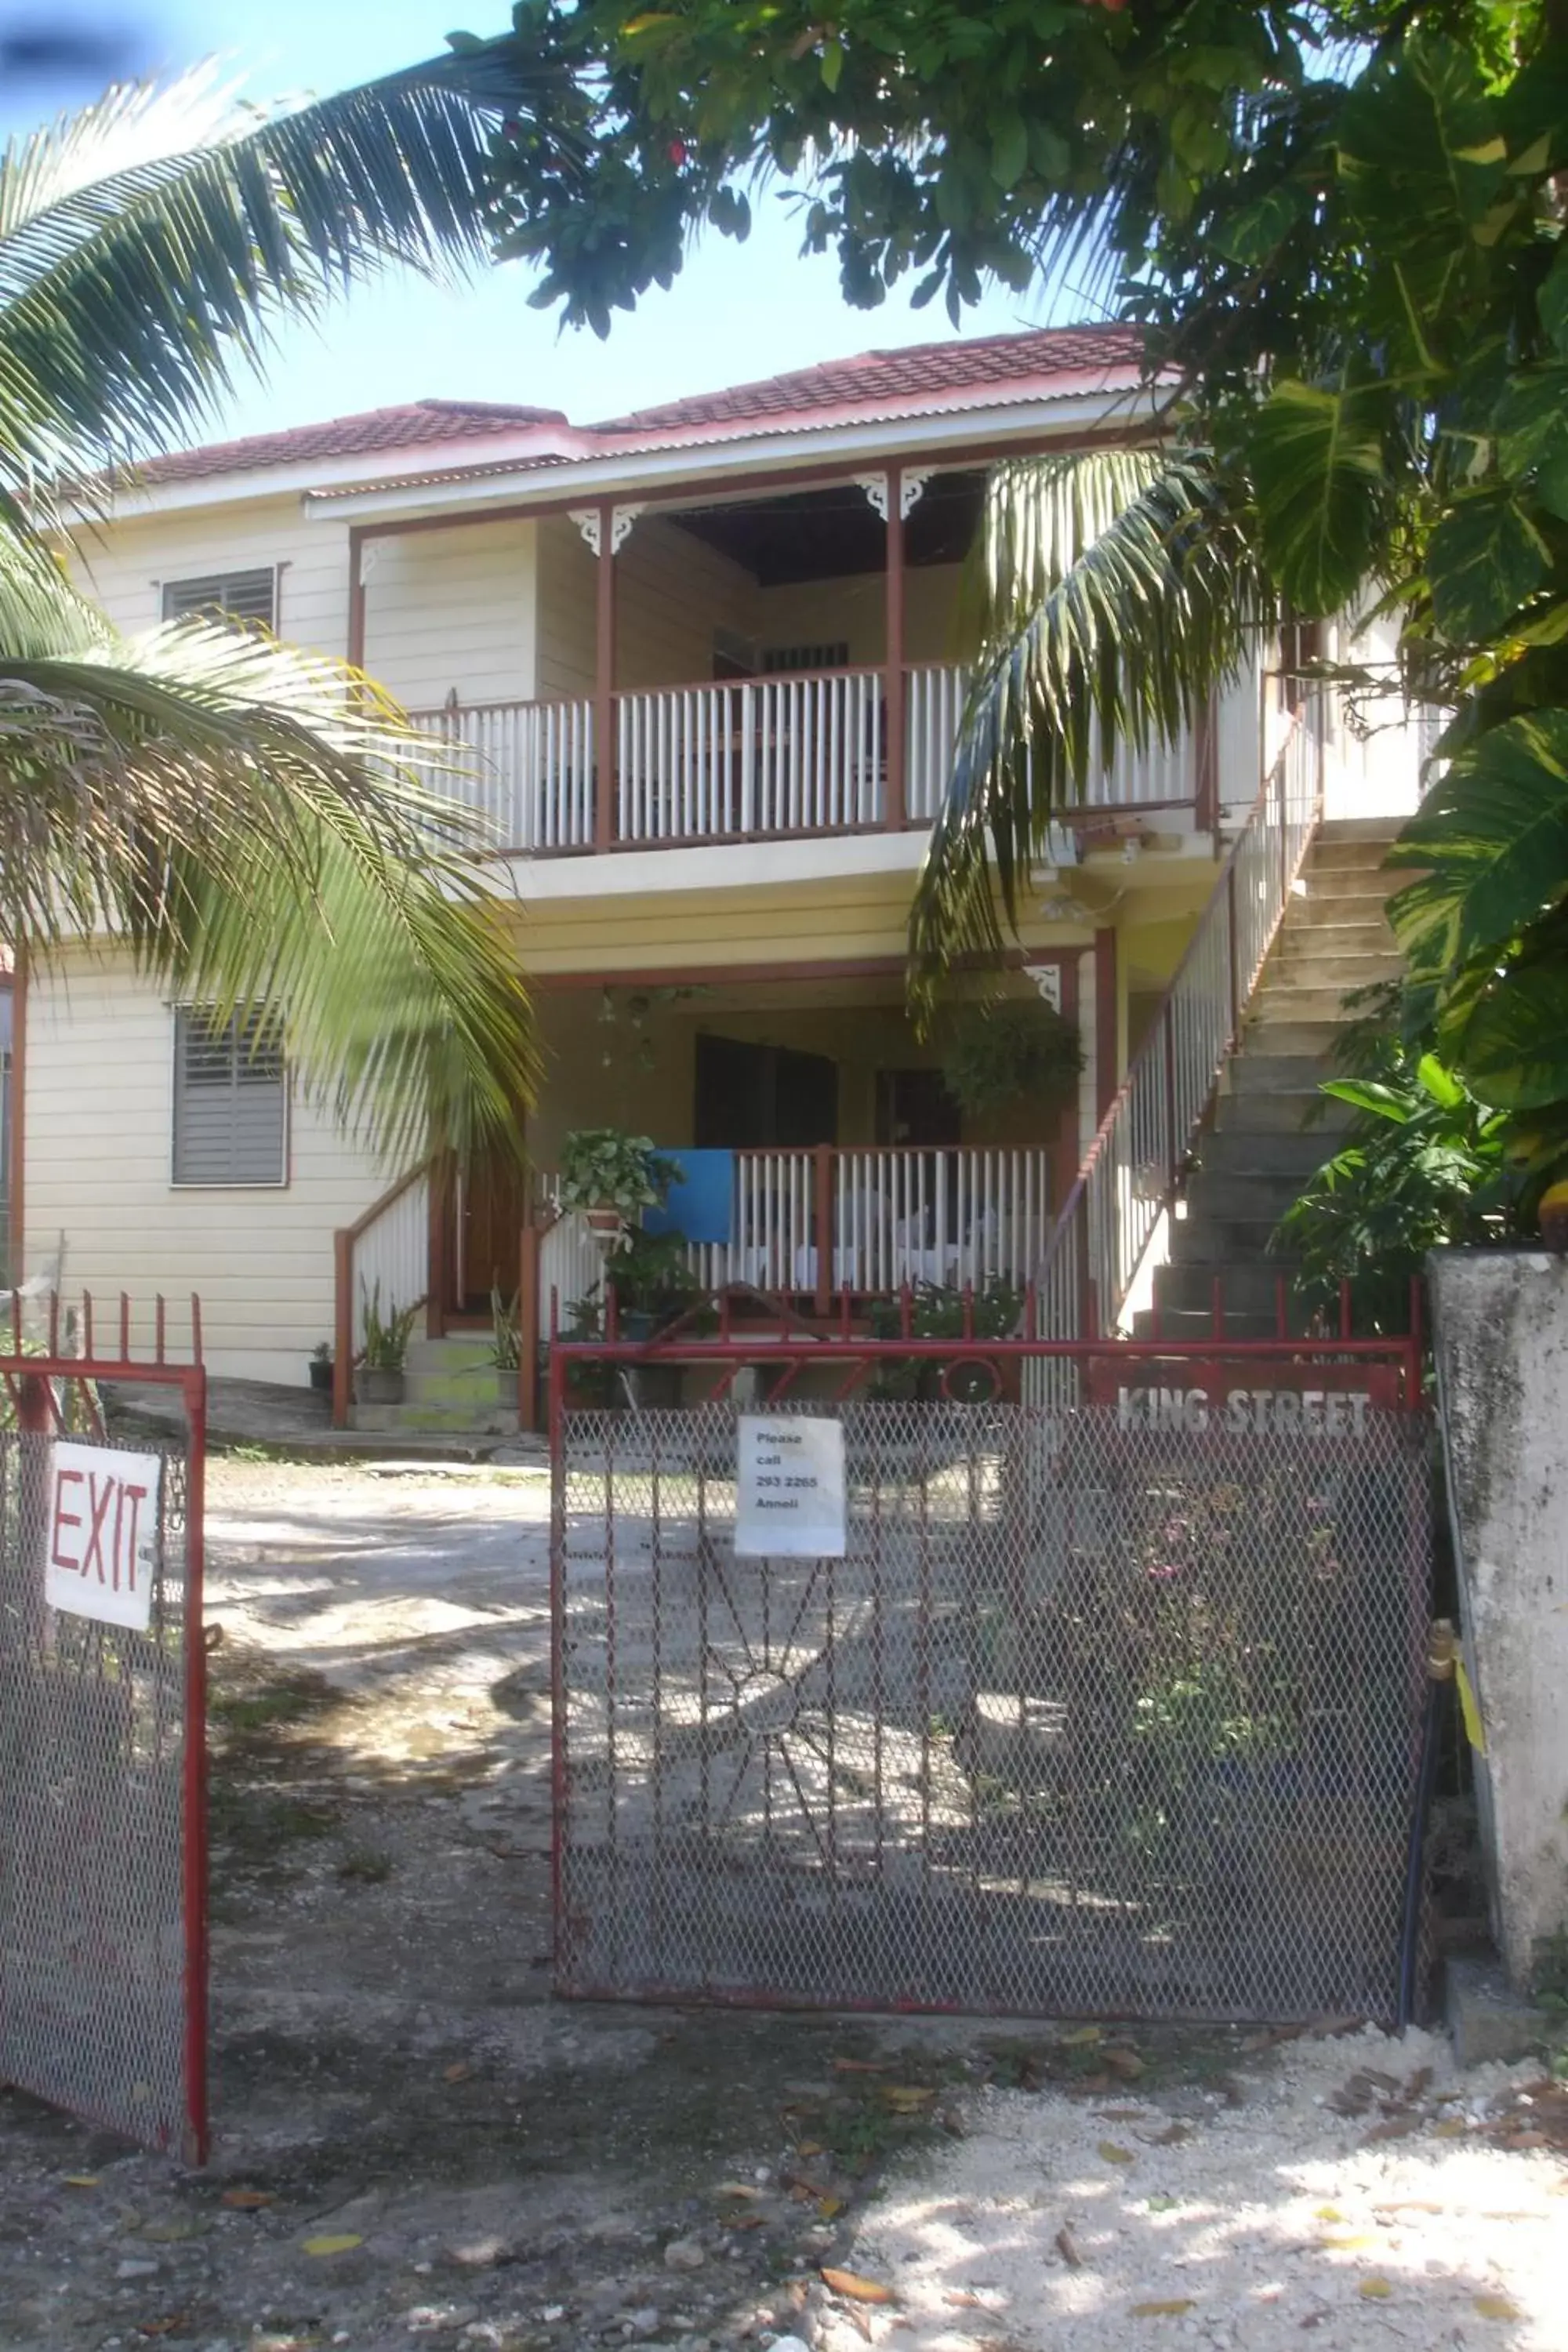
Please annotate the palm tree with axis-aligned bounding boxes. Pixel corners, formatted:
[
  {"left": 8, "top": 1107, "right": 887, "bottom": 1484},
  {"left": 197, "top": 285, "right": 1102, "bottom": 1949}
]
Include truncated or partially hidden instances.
[
  {"left": 908, "top": 445, "right": 1280, "bottom": 993},
  {"left": 0, "top": 53, "right": 568, "bottom": 1170}
]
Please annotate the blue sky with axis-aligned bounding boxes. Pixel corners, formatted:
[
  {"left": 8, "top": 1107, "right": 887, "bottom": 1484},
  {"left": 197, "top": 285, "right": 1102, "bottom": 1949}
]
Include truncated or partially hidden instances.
[{"left": 0, "top": 0, "right": 1050, "bottom": 440}]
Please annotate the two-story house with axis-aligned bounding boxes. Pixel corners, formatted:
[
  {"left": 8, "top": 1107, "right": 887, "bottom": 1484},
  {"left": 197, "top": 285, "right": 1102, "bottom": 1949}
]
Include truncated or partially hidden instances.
[{"left": 15, "top": 326, "right": 1421, "bottom": 1422}]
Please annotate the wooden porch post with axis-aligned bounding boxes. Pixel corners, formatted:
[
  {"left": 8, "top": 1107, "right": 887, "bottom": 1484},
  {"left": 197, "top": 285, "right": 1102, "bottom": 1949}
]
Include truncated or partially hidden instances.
[
  {"left": 813, "top": 1143, "right": 833, "bottom": 1318},
  {"left": 426, "top": 1149, "right": 450, "bottom": 1340},
  {"left": 884, "top": 463, "right": 907, "bottom": 830},
  {"left": 517, "top": 1218, "right": 542, "bottom": 1432},
  {"left": 347, "top": 526, "right": 367, "bottom": 670},
  {"left": 332, "top": 1229, "right": 353, "bottom": 1429},
  {"left": 1194, "top": 688, "right": 1218, "bottom": 845},
  {"left": 1094, "top": 927, "right": 1118, "bottom": 1121},
  {"left": 594, "top": 500, "right": 617, "bottom": 850}
]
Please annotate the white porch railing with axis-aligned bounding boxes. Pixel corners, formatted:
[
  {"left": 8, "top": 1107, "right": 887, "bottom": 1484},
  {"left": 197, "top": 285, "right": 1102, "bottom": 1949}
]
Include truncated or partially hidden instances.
[
  {"left": 528, "top": 1145, "right": 1054, "bottom": 1310},
  {"left": 905, "top": 662, "right": 1197, "bottom": 822},
  {"left": 615, "top": 670, "right": 884, "bottom": 841},
  {"left": 410, "top": 697, "right": 595, "bottom": 850},
  {"left": 332, "top": 1161, "right": 432, "bottom": 1424},
  {"left": 1033, "top": 701, "right": 1323, "bottom": 1352}
]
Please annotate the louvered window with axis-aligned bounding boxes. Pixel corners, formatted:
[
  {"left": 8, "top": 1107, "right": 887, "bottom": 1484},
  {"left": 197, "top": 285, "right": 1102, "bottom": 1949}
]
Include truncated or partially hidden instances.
[
  {"left": 762, "top": 641, "right": 851, "bottom": 674},
  {"left": 172, "top": 1009, "right": 287, "bottom": 1186},
  {"left": 161, "top": 568, "right": 277, "bottom": 627}
]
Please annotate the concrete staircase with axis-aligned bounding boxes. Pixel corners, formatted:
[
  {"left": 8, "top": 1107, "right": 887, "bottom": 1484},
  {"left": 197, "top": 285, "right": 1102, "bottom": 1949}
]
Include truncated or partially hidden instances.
[
  {"left": 351, "top": 1331, "right": 519, "bottom": 1436},
  {"left": 1136, "top": 817, "right": 1407, "bottom": 1340}
]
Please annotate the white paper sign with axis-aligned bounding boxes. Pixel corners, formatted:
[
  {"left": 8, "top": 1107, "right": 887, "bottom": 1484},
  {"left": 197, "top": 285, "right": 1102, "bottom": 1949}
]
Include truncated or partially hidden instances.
[
  {"left": 735, "top": 1416, "right": 848, "bottom": 1559},
  {"left": 45, "top": 1443, "right": 163, "bottom": 1632}
]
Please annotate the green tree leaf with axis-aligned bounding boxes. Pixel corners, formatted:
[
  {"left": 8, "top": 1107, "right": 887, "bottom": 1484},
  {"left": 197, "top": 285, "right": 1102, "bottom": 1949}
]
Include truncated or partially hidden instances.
[
  {"left": 1390, "top": 711, "right": 1568, "bottom": 968},
  {"left": 1428, "top": 492, "right": 1550, "bottom": 644},
  {"left": 1244, "top": 378, "right": 1391, "bottom": 615}
]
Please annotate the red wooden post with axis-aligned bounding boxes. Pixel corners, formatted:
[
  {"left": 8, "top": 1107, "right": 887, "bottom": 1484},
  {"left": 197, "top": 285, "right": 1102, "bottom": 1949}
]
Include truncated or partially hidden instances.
[
  {"left": 1094, "top": 927, "right": 1117, "bottom": 1120},
  {"left": 813, "top": 1145, "right": 833, "bottom": 1319},
  {"left": 884, "top": 464, "right": 907, "bottom": 830},
  {"left": 517, "top": 1220, "right": 542, "bottom": 1432},
  {"left": 332, "top": 1229, "right": 353, "bottom": 1429},
  {"left": 594, "top": 502, "right": 617, "bottom": 851}
]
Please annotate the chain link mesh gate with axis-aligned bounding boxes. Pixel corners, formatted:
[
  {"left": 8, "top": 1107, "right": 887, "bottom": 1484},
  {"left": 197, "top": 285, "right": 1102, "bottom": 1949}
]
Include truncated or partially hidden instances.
[
  {"left": 0, "top": 1330, "right": 207, "bottom": 2160},
  {"left": 552, "top": 1339, "right": 1430, "bottom": 2024}
]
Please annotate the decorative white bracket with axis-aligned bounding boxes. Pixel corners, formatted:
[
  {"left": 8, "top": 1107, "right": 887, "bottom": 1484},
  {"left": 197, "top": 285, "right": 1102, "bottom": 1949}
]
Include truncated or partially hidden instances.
[
  {"left": 357, "top": 540, "right": 384, "bottom": 586},
  {"left": 900, "top": 470, "right": 933, "bottom": 521},
  {"left": 853, "top": 472, "right": 891, "bottom": 521},
  {"left": 569, "top": 503, "right": 644, "bottom": 556},
  {"left": 1023, "top": 962, "right": 1064, "bottom": 1012}
]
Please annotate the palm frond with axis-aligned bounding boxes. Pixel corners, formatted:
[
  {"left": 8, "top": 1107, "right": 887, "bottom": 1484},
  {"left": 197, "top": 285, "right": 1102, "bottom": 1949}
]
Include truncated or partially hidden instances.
[
  {"left": 0, "top": 49, "right": 567, "bottom": 492},
  {"left": 0, "top": 597, "right": 536, "bottom": 1169},
  {"left": 909, "top": 447, "right": 1276, "bottom": 989}
]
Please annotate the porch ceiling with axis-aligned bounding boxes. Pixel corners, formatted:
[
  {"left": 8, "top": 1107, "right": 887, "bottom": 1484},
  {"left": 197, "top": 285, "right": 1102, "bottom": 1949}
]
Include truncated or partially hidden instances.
[{"left": 673, "top": 470, "right": 984, "bottom": 585}]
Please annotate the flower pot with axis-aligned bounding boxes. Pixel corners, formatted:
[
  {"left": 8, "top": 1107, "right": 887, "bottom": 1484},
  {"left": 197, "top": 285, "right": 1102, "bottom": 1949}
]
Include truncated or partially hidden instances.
[
  {"left": 354, "top": 1366, "right": 405, "bottom": 1406},
  {"left": 308, "top": 1359, "right": 333, "bottom": 1394},
  {"left": 584, "top": 1205, "right": 624, "bottom": 1239}
]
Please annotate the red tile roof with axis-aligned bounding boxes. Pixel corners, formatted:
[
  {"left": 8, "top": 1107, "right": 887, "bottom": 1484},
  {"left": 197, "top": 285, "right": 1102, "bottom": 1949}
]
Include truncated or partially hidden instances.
[
  {"left": 133, "top": 327, "right": 1145, "bottom": 489},
  {"left": 136, "top": 398, "right": 568, "bottom": 484},
  {"left": 595, "top": 326, "right": 1142, "bottom": 434}
]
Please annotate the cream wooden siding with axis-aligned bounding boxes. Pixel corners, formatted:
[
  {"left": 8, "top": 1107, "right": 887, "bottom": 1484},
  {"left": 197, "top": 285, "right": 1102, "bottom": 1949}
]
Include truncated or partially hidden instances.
[
  {"left": 361, "top": 519, "right": 538, "bottom": 709},
  {"left": 69, "top": 495, "right": 350, "bottom": 659},
  {"left": 536, "top": 512, "right": 762, "bottom": 695},
  {"left": 24, "top": 952, "right": 396, "bottom": 1383}
]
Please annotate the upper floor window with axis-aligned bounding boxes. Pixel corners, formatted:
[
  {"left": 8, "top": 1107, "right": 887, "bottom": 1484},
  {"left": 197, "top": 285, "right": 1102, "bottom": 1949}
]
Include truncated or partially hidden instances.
[
  {"left": 161, "top": 568, "right": 277, "bottom": 629},
  {"left": 171, "top": 1007, "right": 287, "bottom": 1187},
  {"left": 763, "top": 641, "right": 851, "bottom": 674}
]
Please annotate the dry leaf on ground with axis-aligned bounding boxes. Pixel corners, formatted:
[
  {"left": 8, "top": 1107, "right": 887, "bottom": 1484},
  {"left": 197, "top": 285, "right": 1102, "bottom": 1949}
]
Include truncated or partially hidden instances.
[{"left": 822, "top": 2267, "right": 896, "bottom": 2306}]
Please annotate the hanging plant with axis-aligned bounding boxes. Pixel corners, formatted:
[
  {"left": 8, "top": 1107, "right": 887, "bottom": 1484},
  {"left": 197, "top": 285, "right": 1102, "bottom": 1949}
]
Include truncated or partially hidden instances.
[{"left": 938, "top": 1000, "right": 1083, "bottom": 1120}]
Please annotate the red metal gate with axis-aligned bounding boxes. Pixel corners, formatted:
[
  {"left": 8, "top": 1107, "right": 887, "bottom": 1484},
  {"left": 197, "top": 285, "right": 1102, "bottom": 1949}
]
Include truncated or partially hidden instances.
[
  {"left": 550, "top": 1327, "right": 1430, "bottom": 2024},
  {"left": 0, "top": 1305, "right": 207, "bottom": 2160}
]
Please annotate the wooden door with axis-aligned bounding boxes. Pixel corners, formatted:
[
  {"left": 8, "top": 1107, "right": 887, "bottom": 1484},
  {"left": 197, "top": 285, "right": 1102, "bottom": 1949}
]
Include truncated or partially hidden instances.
[{"left": 454, "top": 1153, "right": 528, "bottom": 1316}]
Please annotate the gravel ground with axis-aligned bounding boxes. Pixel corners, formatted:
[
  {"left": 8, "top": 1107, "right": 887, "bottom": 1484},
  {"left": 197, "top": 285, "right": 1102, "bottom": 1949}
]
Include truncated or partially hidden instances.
[
  {"left": 832, "top": 2027, "right": 1568, "bottom": 2352},
  {"left": 1, "top": 1456, "right": 1563, "bottom": 2352}
]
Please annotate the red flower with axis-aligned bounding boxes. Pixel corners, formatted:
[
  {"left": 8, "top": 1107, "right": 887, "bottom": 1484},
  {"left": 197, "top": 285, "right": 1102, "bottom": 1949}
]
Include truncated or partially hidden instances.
[{"left": 668, "top": 139, "right": 688, "bottom": 165}]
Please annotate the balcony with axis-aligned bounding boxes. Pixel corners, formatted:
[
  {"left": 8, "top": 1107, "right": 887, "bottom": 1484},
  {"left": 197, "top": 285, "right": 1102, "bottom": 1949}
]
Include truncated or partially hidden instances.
[{"left": 411, "top": 661, "right": 1199, "bottom": 855}]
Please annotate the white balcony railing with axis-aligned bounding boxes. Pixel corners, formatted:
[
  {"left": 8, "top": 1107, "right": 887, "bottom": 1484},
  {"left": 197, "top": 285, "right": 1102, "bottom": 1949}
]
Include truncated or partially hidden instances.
[
  {"left": 905, "top": 662, "right": 1196, "bottom": 822},
  {"left": 416, "top": 662, "right": 1203, "bottom": 852},
  {"left": 410, "top": 696, "right": 595, "bottom": 850},
  {"left": 616, "top": 670, "right": 884, "bottom": 841}
]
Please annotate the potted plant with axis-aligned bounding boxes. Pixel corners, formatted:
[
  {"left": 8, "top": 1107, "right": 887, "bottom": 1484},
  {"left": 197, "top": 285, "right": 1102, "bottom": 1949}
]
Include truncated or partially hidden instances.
[
  {"left": 354, "top": 1280, "right": 419, "bottom": 1406},
  {"left": 490, "top": 1283, "right": 521, "bottom": 1403},
  {"left": 607, "top": 1228, "right": 703, "bottom": 1342},
  {"left": 557, "top": 1128, "right": 679, "bottom": 1243},
  {"left": 938, "top": 1000, "right": 1083, "bottom": 1120},
  {"left": 308, "top": 1341, "right": 333, "bottom": 1394}
]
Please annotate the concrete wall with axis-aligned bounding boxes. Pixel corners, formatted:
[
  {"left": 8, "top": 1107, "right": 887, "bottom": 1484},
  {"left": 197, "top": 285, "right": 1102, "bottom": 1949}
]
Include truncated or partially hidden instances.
[{"left": 1430, "top": 1250, "right": 1568, "bottom": 1990}]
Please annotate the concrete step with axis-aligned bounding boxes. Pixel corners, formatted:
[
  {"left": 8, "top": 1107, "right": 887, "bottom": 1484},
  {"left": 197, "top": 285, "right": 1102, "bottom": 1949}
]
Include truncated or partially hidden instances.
[
  {"left": 1316, "top": 817, "right": 1407, "bottom": 846},
  {"left": 1183, "top": 1159, "right": 1323, "bottom": 1214},
  {"left": 1249, "top": 981, "right": 1384, "bottom": 1022},
  {"left": 1220, "top": 1050, "right": 1340, "bottom": 1095},
  {"left": 1275, "top": 913, "right": 1399, "bottom": 951},
  {"left": 406, "top": 1334, "right": 492, "bottom": 1375},
  {"left": 1297, "top": 861, "right": 1406, "bottom": 896},
  {"left": 1152, "top": 1260, "right": 1306, "bottom": 1316},
  {"left": 1256, "top": 953, "right": 1404, "bottom": 993},
  {"left": 1236, "top": 1018, "right": 1361, "bottom": 1058},
  {"left": 352, "top": 1399, "right": 520, "bottom": 1436},
  {"left": 1131, "top": 1304, "right": 1308, "bottom": 1341},
  {"left": 1212, "top": 1088, "right": 1351, "bottom": 1134},
  {"left": 1194, "top": 1129, "right": 1344, "bottom": 1180},
  {"left": 1167, "top": 1213, "right": 1290, "bottom": 1263}
]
